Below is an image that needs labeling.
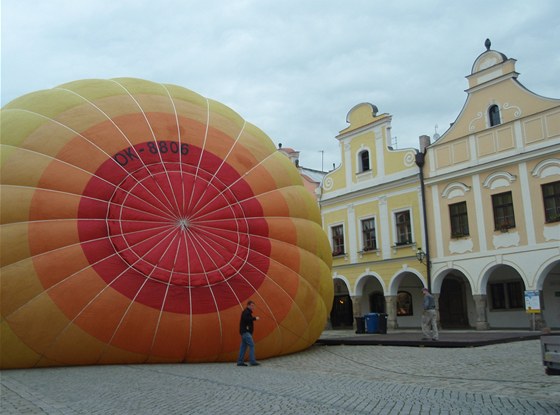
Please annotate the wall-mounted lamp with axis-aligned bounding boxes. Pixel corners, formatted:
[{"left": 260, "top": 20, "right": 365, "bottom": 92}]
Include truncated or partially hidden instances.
[{"left": 416, "top": 248, "right": 427, "bottom": 264}]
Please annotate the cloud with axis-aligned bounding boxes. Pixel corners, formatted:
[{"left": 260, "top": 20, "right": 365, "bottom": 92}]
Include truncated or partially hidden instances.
[{"left": 2, "top": 0, "right": 559, "bottom": 171}]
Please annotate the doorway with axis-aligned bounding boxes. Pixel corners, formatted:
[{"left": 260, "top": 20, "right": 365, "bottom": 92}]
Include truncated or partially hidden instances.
[
  {"left": 439, "top": 277, "right": 469, "bottom": 328},
  {"left": 330, "top": 295, "right": 354, "bottom": 328}
]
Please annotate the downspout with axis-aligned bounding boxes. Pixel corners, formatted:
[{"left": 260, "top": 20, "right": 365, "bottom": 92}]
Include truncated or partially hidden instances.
[{"left": 415, "top": 135, "right": 431, "bottom": 291}]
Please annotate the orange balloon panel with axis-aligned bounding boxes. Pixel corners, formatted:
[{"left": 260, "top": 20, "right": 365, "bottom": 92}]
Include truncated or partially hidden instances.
[{"left": 0, "top": 78, "right": 333, "bottom": 368}]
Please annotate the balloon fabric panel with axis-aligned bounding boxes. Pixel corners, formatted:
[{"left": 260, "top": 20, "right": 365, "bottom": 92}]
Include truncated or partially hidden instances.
[{"left": 0, "top": 78, "right": 333, "bottom": 368}]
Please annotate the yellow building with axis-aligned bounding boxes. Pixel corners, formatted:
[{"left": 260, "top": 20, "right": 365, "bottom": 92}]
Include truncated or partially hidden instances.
[
  {"left": 321, "top": 40, "right": 560, "bottom": 331},
  {"left": 425, "top": 40, "right": 560, "bottom": 329},
  {"left": 320, "top": 103, "right": 427, "bottom": 330}
]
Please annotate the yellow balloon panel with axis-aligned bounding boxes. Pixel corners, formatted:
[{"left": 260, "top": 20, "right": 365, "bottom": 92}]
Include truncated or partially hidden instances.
[{"left": 0, "top": 78, "right": 333, "bottom": 368}]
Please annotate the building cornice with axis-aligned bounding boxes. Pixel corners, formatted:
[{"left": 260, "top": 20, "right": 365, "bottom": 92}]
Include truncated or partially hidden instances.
[
  {"left": 425, "top": 142, "right": 560, "bottom": 185},
  {"left": 320, "top": 174, "right": 419, "bottom": 207},
  {"left": 336, "top": 115, "right": 392, "bottom": 140}
]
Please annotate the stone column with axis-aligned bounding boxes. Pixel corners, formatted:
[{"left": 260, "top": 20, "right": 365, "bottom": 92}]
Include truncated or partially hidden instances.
[
  {"left": 535, "top": 290, "right": 547, "bottom": 330},
  {"left": 433, "top": 293, "right": 441, "bottom": 329},
  {"left": 351, "top": 295, "right": 362, "bottom": 331},
  {"left": 385, "top": 295, "right": 398, "bottom": 329},
  {"left": 473, "top": 294, "right": 490, "bottom": 330}
]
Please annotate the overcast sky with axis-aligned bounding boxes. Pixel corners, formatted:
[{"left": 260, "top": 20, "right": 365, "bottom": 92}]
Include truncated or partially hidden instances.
[{"left": 2, "top": 0, "right": 559, "bottom": 171}]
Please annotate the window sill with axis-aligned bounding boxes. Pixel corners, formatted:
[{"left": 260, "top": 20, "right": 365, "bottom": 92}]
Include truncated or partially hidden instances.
[
  {"left": 391, "top": 242, "right": 416, "bottom": 254},
  {"left": 358, "top": 249, "right": 379, "bottom": 258},
  {"left": 332, "top": 254, "right": 348, "bottom": 262},
  {"left": 356, "top": 170, "right": 373, "bottom": 182},
  {"left": 495, "top": 227, "right": 515, "bottom": 233},
  {"left": 451, "top": 234, "right": 470, "bottom": 239}
]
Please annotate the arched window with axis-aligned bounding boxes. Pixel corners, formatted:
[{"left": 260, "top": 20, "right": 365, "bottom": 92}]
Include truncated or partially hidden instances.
[
  {"left": 489, "top": 105, "right": 501, "bottom": 127},
  {"left": 359, "top": 150, "right": 370, "bottom": 172}
]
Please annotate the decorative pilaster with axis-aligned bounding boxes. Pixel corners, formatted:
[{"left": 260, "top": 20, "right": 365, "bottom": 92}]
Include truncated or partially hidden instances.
[
  {"left": 473, "top": 294, "right": 490, "bottom": 330},
  {"left": 351, "top": 296, "right": 362, "bottom": 317},
  {"left": 351, "top": 295, "right": 362, "bottom": 332}
]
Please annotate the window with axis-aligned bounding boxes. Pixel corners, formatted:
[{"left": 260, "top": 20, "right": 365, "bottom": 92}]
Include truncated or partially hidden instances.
[
  {"left": 331, "top": 225, "right": 345, "bottom": 256},
  {"left": 489, "top": 105, "right": 501, "bottom": 127},
  {"left": 359, "top": 150, "right": 370, "bottom": 172},
  {"left": 395, "top": 211, "right": 412, "bottom": 245},
  {"left": 492, "top": 191, "right": 515, "bottom": 231},
  {"left": 542, "top": 181, "right": 560, "bottom": 223},
  {"left": 397, "top": 291, "right": 413, "bottom": 316},
  {"left": 489, "top": 281, "right": 524, "bottom": 310},
  {"left": 361, "top": 218, "right": 377, "bottom": 251},
  {"left": 449, "top": 201, "right": 469, "bottom": 237}
]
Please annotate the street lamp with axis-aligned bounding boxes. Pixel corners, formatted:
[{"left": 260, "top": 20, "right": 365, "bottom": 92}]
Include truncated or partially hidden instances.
[{"left": 416, "top": 248, "right": 427, "bottom": 264}]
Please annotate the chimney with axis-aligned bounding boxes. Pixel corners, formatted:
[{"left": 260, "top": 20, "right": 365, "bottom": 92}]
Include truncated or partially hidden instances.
[{"left": 419, "top": 135, "right": 431, "bottom": 153}]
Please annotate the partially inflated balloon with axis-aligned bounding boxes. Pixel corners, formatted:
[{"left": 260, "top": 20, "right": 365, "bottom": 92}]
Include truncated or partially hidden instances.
[{"left": 0, "top": 78, "right": 333, "bottom": 368}]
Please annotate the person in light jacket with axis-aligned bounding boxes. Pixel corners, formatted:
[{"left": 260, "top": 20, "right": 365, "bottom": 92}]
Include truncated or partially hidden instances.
[{"left": 421, "top": 288, "right": 439, "bottom": 341}]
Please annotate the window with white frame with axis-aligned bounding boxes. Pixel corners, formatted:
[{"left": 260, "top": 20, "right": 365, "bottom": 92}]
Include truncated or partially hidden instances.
[
  {"left": 358, "top": 150, "right": 370, "bottom": 172},
  {"left": 395, "top": 210, "right": 412, "bottom": 245},
  {"left": 361, "top": 218, "right": 376, "bottom": 251},
  {"left": 449, "top": 201, "right": 469, "bottom": 238},
  {"left": 542, "top": 181, "right": 560, "bottom": 223},
  {"left": 489, "top": 104, "right": 501, "bottom": 127},
  {"left": 492, "top": 191, "right": 515, "bottom": 231},
  {"left": 331, "top": 225, "right": 345, "bottom": 256}
]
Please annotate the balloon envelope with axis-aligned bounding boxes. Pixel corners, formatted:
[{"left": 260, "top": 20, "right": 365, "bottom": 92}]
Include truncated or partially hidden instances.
[{"left": 0, "top": 78, "right": 333, "bottom": 368}]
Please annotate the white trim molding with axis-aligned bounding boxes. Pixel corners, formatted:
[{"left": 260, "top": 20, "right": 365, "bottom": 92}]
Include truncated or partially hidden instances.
[
  {"left": 441, "top": 182, "right": 472, "bottom": 199},
  {"left": 531, "top": 158, "right": 560, "bottom": 178},
  {"left": 482, "top": 171, "right": 517, "bottom": 189}
]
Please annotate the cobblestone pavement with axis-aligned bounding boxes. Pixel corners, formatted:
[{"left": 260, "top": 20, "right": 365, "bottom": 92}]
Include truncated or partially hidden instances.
[{"left": 1, "top": 339, "right": 559, "bottom": 414}]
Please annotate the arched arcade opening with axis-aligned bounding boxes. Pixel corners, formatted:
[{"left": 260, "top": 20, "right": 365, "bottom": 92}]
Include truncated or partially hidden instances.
[{"left": 330, "top": 278, "right": 353, "bottom": 328}]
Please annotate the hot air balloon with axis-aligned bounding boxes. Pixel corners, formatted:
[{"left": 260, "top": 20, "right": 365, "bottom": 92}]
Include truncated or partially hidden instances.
[{"left": 0, "top": 78, "right": 333, "bottom": 368}]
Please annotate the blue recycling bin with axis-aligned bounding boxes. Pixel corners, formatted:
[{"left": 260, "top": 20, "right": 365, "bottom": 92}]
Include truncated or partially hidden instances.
[{"left": 364, "top": 313, "right": 379, "bottom": 334}]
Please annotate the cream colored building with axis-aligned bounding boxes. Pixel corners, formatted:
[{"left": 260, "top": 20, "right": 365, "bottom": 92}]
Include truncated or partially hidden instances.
[
  {"left": 425, "top": 41, "right": 560, "bottom": 330},
  {"left": 321, "top": 41, "right": 560, "bottom": 330}
]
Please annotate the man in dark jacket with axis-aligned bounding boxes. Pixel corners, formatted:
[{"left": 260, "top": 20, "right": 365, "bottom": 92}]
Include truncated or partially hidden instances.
[{"left": 237, "top": 300, "right": 260, "bottom": 366}]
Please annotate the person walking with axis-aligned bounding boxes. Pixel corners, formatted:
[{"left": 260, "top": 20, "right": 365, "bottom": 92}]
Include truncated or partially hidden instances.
[
  {"left": 421, "top": 288, "right": 439, "bottom": 341},
  {"left": 237, "top": 300, "right": 260, "bottom": 366}
]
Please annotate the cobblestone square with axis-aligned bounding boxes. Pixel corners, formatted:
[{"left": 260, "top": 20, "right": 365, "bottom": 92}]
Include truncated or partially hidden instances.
[{"left": 2, "top": 338, "right": 559, "bottom": 414}]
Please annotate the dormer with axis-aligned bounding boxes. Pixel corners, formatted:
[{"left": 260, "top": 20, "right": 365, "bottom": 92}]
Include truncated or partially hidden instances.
[
  {"left": 467, "top": 39, "right": 518, "bottom": 91},
  {"left": 431, "top": 39, "right": 560, "bottom": 149}
]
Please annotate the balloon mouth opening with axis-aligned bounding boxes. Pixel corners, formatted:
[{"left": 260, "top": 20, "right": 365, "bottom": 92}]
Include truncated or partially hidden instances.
[{"left": 176, "top": 217, "right": 190, "bottom": 230}]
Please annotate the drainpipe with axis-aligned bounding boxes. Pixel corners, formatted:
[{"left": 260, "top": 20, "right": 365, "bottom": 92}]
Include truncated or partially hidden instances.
[{"left": 415, "top": 135, "right": 431, "bottom": 291}]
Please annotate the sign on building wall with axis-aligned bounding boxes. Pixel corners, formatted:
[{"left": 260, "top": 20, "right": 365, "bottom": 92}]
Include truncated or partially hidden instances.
[{"left": 524, "top": 290, "right": 541, "bottom": 313}]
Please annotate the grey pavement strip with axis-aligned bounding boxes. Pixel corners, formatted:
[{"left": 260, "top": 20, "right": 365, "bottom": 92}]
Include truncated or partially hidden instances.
[{"left": 1, "top": 339, "right": 559, "bottom": 414}]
